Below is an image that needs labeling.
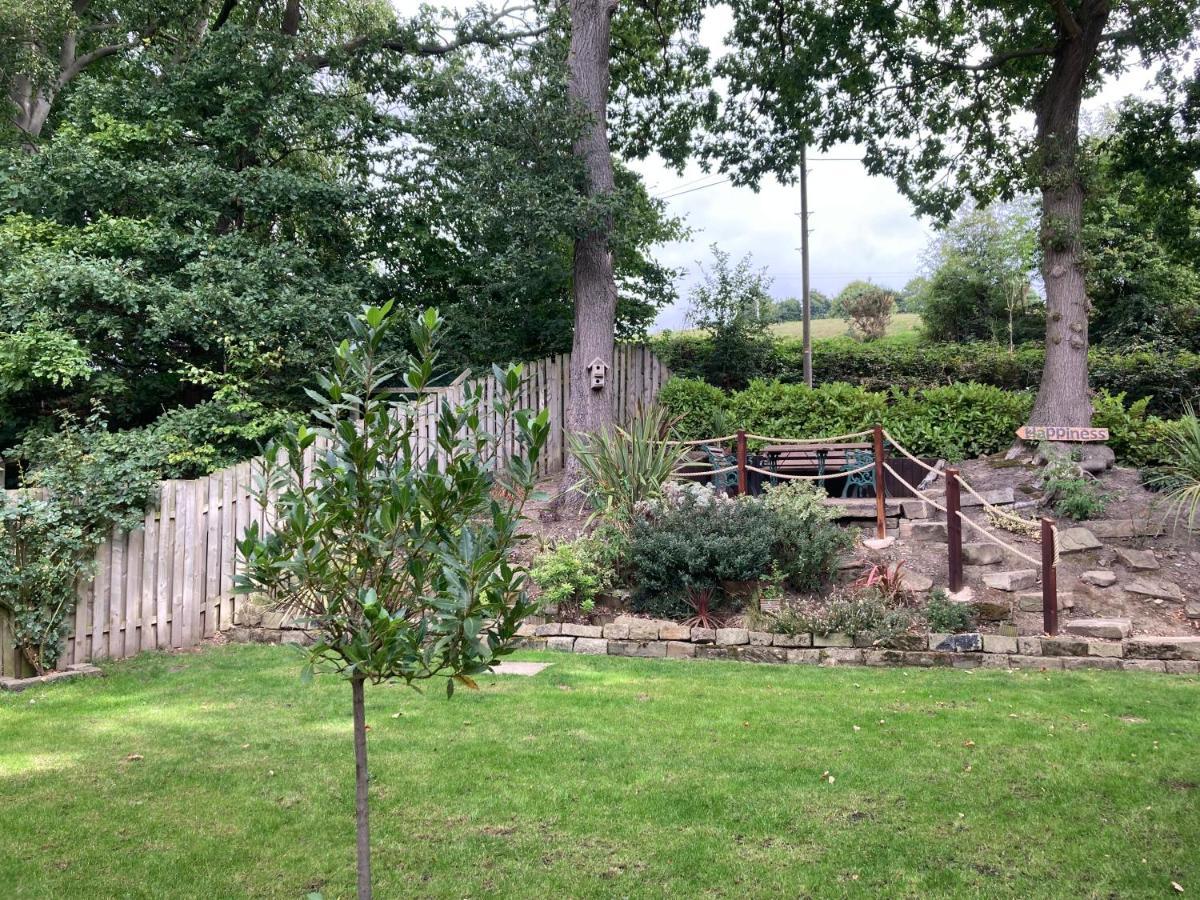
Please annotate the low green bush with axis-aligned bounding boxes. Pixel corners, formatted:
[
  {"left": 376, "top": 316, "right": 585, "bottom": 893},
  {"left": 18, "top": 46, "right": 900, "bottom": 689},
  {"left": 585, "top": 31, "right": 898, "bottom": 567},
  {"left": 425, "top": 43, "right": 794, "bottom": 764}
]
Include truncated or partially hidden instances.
[
  {"left": 530, "top": 539, "right": 614, "bottom": 615},
  {"left": 924, "top": 589, "right": 976, "bottom": 634},
  {"left": 1039, "top": 449, "right": 1110, "bottom": 521},
  {"left": 793, "top": 592, "right": 914, "bottom": 641},
  {"left": 761, "top": 481, "right": 856, "bottom": 591},
  {"left": 656, "top": 377, "right": 727, "bottom": 442}
]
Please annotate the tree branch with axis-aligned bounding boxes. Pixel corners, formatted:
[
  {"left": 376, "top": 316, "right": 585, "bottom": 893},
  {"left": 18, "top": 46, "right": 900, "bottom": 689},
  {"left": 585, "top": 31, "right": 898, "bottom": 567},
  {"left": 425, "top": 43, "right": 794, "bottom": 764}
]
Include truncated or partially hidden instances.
[
  {"left": 926, "top": 45, "right": 1055, "bottom": 72},
  {"left": 1048, "top": 0, "right": 1083, "bottom": 40},
  {"left": 212, "top": 0, "right": 240, "bottom": 31}
]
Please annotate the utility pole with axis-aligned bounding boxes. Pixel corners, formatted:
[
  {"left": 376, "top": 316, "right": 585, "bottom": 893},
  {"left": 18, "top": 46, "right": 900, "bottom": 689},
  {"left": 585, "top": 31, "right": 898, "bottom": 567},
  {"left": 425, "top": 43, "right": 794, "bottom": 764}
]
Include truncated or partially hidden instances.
[{"left": 799, "top": 144, "right": 813, "bottom": 387}]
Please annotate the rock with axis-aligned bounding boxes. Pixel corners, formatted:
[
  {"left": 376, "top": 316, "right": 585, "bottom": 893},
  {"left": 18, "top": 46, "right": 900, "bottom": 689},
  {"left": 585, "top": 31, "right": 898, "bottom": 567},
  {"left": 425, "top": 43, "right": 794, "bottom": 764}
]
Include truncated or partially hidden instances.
[
  {"left": 1187, "top": 601, "right": 1200, "bottom": 620},
  {"left": 959, "top": 487, "right": 1015, "bottom": 508},
  {"left": 601, "top": 623, "right": 629, "bottom": 640},
  {"left": 970, "top": 598, "right": 1012, "bottom": 623},
  {"left": 561, "top": 624, "right": 603, "bottom": 638},
  {"left": 1056, "top": 527, "right": 1102, "bottom": 554},
  {"left": 1040, "top": 637, "right": 1089, "bottom": 657},
  {"left": 819, "top": 648, "right": 865, "bottom": 666},
  {"left": 983, "top": 569, "right": 1038, "bottom": 592},
  {"left": 876, "top": 633, "right": 927, "bottom": 651},
  {"left": 1089, "top": 519, "right": 1164, "bottom": 539},
  {"left": 658, "top": 623, "right": 691, "bottom": 641},
  {"left": 932, "top": 632, "right": 983, "bottom": 652},
  {"left": 715, "top": 627, "right": 749, "bottom": 646},
  {"left": 1077, "top": 444, "right": 1115, "bottom": 474},
  {"left": 1064, "top": 618, "right": 1133, "bottom": 640},
  {"left": 534, "top": 622, "right": 562, "bottom": 637},
  {"left": 901, "top": 521, "right": 947, "bottom": 542},
  {"left": 982, "top": 634, "right": 1019, "bottom": 655},
  {"left": 836, "top": 555, "right": 865, "bottom": 571},
  {"left": 962, "top": 543, "right": 1004, "bottom": 566},
  {"left": 665, "top": 641, "right": 695, "bottom": 658},
  {"left": 902, "top": 572, "right": 934, "bottom": 594},
  {"left": 1125, "top": 577, "right": 1184, "bottom": 602},
  {"left": 1080, "top": 570, "right": 1117, "bottom": 588},
  {"left": 748, "top": 631, "right": 774, "bottom": 646},
  {"left": 863, "top": 536, "right": 896, "bottom": 551},
  {"left": 901, "top": 500, "right": 930, "bottom": 519},
  {"left": 1122, "top": 659, "right": 1167, "bottom": 672},
  {"left": 546, "top": 636, "right": 575, "bottom": 652},
  {"left": 608, "top": 640, "right": 667, "bottom": 658},
  {"left": 573, "top": 637, "right": 608, "bottom": 655},
  {"left": 1063, "top": 656, "right": 1121, "bottom": 671},
  {"left": 1017, "top": 591, "right": 1073, "bottom": 612},
  {"left": 690, "top": 627, "right": 716, "bottom": 643},
  {"left": 626, "top": 620, "right": 662, "bottom": 641},
  {"left": 735, "top": 647, "right": 789, "bottom": 664},
  {"left": 1124, "top": 636, "right": 1200, "bottom": 661},
  {"left": 1166, "top": 661, "right": 1200, "bottom": 674},
  {"left": 1087, "top": 641, "right": 1124, "bottom": 658},
  {"left": 1009, "top": 655, "right": 1064, "bottom": 670},
  {"left": 772, "top": 633, "right": 812, "bottom": 648},
  {"left": 1114, "top": 548, "right": 1159, "bottom": 572},
  {"left": 786, "top": 648, "right": 822, "bottom": 665},
  {"left": 812, "top": 632, "right": 854, "bottom": 648}
]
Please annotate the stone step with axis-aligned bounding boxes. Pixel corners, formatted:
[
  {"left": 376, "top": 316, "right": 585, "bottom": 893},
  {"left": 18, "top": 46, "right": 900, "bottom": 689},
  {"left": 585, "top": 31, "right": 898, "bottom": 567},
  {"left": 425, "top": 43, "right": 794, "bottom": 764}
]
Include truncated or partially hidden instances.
[
  {"left": 959, "top": 487, "right": 1015, "bottom": 508},
  {"left": 899, "top": 520, "right": 947, "bottom": 542},
  {"left": 1064, "top": 618, "right": 1133, "bottom": 640},
  {"left": 1114, "top": 547, "right": 1159, "bottom": 572},
  {"left": 1125, "top": 577, "right": 1184, "bottom": 602},
  {"left": 1089, "top": 519, "right": 1165, "bottom": 539},
  {"left": 983, "top": 569, "right": 1038, "bottom": 592},
  {"left": 962, "top": 542, "right": 1004, "bottom": 566},
  {"left": 1079, "top": 570, "right": 1117, "bottom": 588},
  {"left": 825, "top": 498, "right": 901, "bottom": 520},
  {"left": 1056, "top": 527, "right": 1102, "bottom": 554}
]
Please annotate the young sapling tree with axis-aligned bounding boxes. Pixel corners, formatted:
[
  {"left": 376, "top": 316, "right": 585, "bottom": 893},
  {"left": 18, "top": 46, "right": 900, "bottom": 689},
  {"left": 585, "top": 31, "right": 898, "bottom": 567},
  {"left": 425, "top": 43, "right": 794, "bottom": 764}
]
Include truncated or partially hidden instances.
[{"left": 235, "top": 303, "right": 549, "bottom": 900}]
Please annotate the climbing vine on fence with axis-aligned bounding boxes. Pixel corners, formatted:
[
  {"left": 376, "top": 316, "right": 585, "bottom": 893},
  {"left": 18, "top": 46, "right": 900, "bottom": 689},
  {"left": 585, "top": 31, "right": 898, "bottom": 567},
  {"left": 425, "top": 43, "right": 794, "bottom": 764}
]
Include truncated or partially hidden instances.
[{"left": 0, "top": 412, "right": 160, "bottom": 674}]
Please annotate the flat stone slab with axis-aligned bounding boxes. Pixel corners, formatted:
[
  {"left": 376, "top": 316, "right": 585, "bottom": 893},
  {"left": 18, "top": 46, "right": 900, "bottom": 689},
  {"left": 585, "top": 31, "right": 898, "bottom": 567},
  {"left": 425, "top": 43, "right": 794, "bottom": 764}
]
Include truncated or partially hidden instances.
[
  {"left": 1088, "top": 519, "right": 1165, "bottom": 539},
  {"left": 1125, "top": 636, "right": 1200, "bottom": 661},
  {"left": 1064, "top": 618, "right": 1133, "bottom": 640},
  {"left": 1114, "top": 548, "right": 1159, "bottom": 572},
  {"left": 962, "top": 543, "right": 1004, "bottom": 566},
  {"left": 960, "top": 487, "right": 1015, "bottom": 508},
  {"left": 902, "top": 572, "right": 934, "bottom": 594},
  {"left": 932, "top": 632, "right": 983, "bottom": 652},
  {"left": 490, "top": 662, "right": 552, "bottom": 676},
  {"left": 0, "top": 664, "right": 102, "bottom": 692},
  {"left": 901, "top": 521, "right": 947, "bottom": 542},
  {"left": 1187, "top": 601, "right": 1200, "bottom": 620},
  {"left": 1017, "top": 591, "right": 1073, "bottom": 612},
  {"left": 1056, "top": 527, "right": 1102, "bottom": 554},
  {"left": 1080, "top": 570, "right": 1117, "bottom": 588},
  {"left": 863, "top": 536, "right": 896, "bottom": 551},
  {"left": 984, "top": 569, "right": 1038, "bottom": 592},
  {"left": 1125, "top": 577, "right": 1184, "bottom": 602}
]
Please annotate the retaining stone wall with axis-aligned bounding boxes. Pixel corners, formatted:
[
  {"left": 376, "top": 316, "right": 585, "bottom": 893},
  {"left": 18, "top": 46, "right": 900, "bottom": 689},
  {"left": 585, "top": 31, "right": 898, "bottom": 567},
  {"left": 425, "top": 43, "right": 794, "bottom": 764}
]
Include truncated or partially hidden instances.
[{"left": 517, "top": 622, "right": 1200, "bottom": 674}]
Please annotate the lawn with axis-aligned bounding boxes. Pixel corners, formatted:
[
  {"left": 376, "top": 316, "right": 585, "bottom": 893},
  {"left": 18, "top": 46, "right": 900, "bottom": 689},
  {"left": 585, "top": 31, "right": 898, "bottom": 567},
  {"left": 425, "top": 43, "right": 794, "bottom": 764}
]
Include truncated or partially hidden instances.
[{"left": 2, "top": 645, "right": 1198, "bottom": 899}]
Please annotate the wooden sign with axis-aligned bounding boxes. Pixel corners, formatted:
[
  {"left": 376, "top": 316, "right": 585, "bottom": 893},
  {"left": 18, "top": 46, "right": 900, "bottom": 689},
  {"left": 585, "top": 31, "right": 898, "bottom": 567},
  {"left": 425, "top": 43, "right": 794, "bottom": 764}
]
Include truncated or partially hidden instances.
[{"left": 1016, "top": 425, "right": 1109, "bottom": 442}]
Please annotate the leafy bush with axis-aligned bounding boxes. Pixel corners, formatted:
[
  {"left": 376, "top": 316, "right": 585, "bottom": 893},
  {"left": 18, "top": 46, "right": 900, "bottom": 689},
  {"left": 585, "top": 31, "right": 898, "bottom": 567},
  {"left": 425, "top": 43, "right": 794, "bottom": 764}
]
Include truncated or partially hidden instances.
[
  {"left": 723, "top": 379, "right": 887, "bottom": 441},
  {"left": 1148, "top": 404, "right": 1200, "bottom": 530},
  {"left": 629, "top": 492, "right": 776, "bottom": 615},
  {"left": 530, "top": 540, "right": 614, "bottom": 615},
  {"left": 840, "top": 282, "right": 895, "bottom": 341},
  {"left": 567, "top": 405, "right": 690, "bottom": 529},
  {"left": 761, "top": 481, "right": 855, "bottom": 591},
  {"left": 794, "top": 591, "right": 914, "bottom": 641},
  {"left": 1039, "top": 449, "right": 1110, "bottom": 520},
  {"left": 657, "top": 377, "right": 728, "bottom": 441},
  {"left": 886, "top": 383, "right": 1033, "bottom": 460},
  {"left": 924, "top": 589, "right": 976, "bottom": 633}
]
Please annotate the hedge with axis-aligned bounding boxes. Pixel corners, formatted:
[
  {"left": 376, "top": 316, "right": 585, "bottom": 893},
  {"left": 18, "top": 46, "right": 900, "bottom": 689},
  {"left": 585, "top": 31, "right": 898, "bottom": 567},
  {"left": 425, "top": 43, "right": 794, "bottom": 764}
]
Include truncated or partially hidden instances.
[
  {"left": 652, "top": 334, "right": 1200, "bottom": 417},
  {"left": 659, "top": 376, "right": 1176, "bottom": 467}
]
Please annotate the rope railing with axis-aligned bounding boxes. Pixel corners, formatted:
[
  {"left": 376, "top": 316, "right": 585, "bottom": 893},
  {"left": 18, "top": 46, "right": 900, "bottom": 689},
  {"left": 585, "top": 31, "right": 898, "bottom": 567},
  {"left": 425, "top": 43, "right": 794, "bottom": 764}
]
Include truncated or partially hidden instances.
[
  {"left": 661, "top": 433, "right": 741, "bottom": 447},
  {"left": 743, "top": 461, "right": 876, "bottom": 482},
  {"left": 880, "top": 429, "right": 941, "bottom": 474},
  {"left": 743, "top": 430, "right": 873, "bottom": 445}
]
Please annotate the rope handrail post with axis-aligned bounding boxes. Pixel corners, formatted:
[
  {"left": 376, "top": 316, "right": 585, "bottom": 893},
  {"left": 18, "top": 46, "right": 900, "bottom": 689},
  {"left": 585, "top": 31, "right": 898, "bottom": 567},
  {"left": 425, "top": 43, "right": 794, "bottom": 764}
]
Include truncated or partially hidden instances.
[
  {"left": 872, "top": 424, "right": 887, "bottom": 539},
  {"left": 736, "top": 429, "right": 748, "bottom": 497},
  {"left": 946, "top": 467, "right": 963, "bottom": 593},
  {"left": 1041, "top": 517, "right": 1058, "bottom": 635}
]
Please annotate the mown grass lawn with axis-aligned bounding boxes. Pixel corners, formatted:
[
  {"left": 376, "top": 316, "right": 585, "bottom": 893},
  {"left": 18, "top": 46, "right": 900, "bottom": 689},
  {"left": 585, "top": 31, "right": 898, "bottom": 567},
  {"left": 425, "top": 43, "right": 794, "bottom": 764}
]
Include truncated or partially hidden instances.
[
  {"left": 769, "top": 312, "right": 923, "bottom": 341},
  {"left": 2, "top": 645, "right": 1198, "bottom": 899}
]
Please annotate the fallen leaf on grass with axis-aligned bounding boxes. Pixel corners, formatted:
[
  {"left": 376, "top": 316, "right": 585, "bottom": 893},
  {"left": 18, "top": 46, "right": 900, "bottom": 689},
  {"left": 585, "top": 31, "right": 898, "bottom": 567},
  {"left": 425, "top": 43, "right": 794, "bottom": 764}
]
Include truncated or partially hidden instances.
[
  {"left": 963, "top": 740, "right": 976, "bottom": 748},
  {"left": 1172, "top": 882, "right": 1183, "bottom": 893},
  {"left": 125, "top": 754, "right": 144, "bottom": 762}
]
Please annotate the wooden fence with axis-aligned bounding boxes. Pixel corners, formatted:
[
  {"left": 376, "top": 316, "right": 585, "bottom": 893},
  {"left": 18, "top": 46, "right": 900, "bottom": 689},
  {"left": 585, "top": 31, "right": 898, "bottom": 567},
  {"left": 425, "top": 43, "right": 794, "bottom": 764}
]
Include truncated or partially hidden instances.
[{"left": 0, "top": 345, "right": 669, "bottom": 676}]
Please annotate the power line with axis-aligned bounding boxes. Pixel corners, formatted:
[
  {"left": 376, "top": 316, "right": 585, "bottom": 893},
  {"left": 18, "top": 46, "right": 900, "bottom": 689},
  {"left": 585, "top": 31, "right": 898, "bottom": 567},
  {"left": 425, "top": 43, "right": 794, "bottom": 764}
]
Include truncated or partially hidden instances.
[{"left": 653, "top": 157, "right": 867, "bottom": 200}]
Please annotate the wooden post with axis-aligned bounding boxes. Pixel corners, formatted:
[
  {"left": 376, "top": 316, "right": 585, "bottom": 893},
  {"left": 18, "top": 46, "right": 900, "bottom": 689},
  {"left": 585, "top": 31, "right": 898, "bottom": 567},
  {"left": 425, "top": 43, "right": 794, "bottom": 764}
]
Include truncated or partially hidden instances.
[
  {"left": 871, "top": 424, "right": 886, "bottom": 539},
  {"left": 736, "top": 430, "right": 748, "bottom": 497},
  {"left": 1041, "top": 517, "right": 1058, "bottom": 635},
  {"left": 946, "top": 467, "right": 963, "bottom": 593}
]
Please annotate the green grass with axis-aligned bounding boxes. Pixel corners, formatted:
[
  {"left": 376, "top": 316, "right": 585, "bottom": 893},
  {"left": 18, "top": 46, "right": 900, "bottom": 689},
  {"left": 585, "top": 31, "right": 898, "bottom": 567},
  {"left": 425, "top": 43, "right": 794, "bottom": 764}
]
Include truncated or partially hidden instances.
[
  {"left": 769, "top": 312, "right": 923, "bottom": 341},
  {"left": 3, "top": 645, "right": 1199, "bottom": 898}
]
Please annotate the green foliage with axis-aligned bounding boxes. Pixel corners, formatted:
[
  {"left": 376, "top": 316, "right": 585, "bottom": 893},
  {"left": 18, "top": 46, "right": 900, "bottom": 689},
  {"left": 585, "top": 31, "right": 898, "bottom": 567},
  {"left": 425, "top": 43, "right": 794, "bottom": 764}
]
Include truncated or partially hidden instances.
[
  {"left": 656, "top": 377, "right": 727, "bottom": 441},
  {"left": 629, "top": 492, "right": 777, "bottom": 614},
  {"left": 885, "top": 383, "right": 1033, "bottom": 461},
  {"left": 0, "top": 410, "right": 159, "bottom": 673},
  {"left": 724, "top": 380, "right": 888, "bottom": 442},
  {"left": 924, "top": 589, "right": 976, "bottom": 634},
  {"left": 567, "top": 405, "right": 690, "bottom": 529},
  {"left": 761, "top": 481, "right": 855, "bottom": 592},
  {"left": 1148, "top": 404, "right": 1200, "bottom": 531},
  {"left": 531, "top": 540, "right": 614, "bottom": 615},
  {"left": 684, "top": 245, "right": 776, "bottom": 389},
  {"left": 837, "top": 281, "right": 895, "bottom": 342},
  {"left": 793, "top": 592, "right": 914, "bottom": 642},
  {"left": 235, "top": 302, "right": 550, "bottom": 690},
  {"left": 1039, "top": 449, "right": 1110, "bottom": 521}
]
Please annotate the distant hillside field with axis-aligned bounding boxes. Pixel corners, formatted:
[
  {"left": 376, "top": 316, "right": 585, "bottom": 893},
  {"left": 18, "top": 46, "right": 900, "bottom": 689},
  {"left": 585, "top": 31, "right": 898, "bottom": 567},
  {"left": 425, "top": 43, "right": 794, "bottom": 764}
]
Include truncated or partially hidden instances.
[{"left": 769, "top": 313, "right": 922, "bottom": 340}]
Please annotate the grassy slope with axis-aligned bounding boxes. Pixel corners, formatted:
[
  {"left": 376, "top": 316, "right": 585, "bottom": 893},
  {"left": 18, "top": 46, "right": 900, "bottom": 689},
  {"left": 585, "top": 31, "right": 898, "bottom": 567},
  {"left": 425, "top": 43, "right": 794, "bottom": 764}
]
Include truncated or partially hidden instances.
[
  {"left": 769, "top": 312, "right": 923, "bottom": 341},
  {"left": 2, "top": 645, "right": 1198, "bottom": 899}
]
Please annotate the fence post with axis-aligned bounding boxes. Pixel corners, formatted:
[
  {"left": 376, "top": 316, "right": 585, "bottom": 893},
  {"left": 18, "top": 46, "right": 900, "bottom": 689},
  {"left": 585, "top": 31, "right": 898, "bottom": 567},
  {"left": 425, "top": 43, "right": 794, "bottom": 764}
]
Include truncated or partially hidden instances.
[
  {"left": 946, "top": 467, "right": 963, "bottom": 593},
  {"left": 1041, "top": 517, "right": 1058, "bottom": 635},
  {"left": 736, "top": 430, "right": 748, "bottom": 497},
  {"left": 871, "top": 424, "right": 887, "bottom": 539}
]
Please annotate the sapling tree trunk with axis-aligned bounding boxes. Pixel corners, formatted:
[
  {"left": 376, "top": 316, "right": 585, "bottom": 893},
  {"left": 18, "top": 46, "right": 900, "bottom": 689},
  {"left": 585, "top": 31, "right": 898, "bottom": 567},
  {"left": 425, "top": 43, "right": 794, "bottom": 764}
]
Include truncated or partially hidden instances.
[{"left": 351, "top": 675, "right": 372, "bottom": 900}]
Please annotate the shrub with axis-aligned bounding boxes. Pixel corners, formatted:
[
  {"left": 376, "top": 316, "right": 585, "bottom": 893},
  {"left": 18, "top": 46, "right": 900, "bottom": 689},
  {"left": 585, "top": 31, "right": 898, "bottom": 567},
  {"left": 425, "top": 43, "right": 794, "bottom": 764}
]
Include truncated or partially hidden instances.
[
  {"left": 924, "top": 589, "right": 976, "bottom": 633},
  {"left": 724, "top": 379, "right": 887, "bottom": 441},
  {"left": 629, "top": 492, "right": 776, "bottom": 615},
  {"left": 840, "top": 283, "right": 895, "bottom": 341},
  {"left": 794, "top": 591, "right": 914, "bottom": 641},
  {"left": 1039, "top": 449, "right": 1110, "bottom": 521},
  {"left": 657, "top": 377, "right": 728, "bottom": 442},
  {"left": 1147, "top": 404, "right": 1200, "bottom": 530},
  {"left": 761, "top": 481, "right": 855, "bottom": 591},
  {"left": 886, "top": 383, "right": 1033, "bottom": 460},
  {"left": 530, "top": 540, "right": 613, "bottom": 615},
  {"left": 567, "top": 405, "right": 690, "bottom": 529}
]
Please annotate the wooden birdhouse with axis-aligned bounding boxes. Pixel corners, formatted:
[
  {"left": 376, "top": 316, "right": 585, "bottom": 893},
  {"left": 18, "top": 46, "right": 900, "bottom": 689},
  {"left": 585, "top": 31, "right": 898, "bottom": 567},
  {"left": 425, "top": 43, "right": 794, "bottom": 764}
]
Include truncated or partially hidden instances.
[{"left": 587, "top": 357, "right": 609, "bottom": 390}]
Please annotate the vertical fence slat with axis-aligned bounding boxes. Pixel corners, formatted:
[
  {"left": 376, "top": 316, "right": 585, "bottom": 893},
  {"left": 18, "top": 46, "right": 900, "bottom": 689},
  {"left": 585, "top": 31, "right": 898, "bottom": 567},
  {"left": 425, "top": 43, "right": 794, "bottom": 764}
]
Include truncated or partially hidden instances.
[
  {"left": 124, "top": 525, "right": 144, "bottom": 660},
  {"left": 171, "top": 481, "right": 187, "bottom": 648},
  {"left": 92, "top": 539, "right": 111, "bottom": 660},
  {"left": 107, "top": 528, "right": 124, "bottom": 659},
  {"left": 157, "top": 482, "right": 175, "bottom": 649},
  {"left": 140, "top": 498, "right": 157, "bottom": 653},
  {"left": 220, "top": 464, "right": 236, "bottom": 630},
  {"left": 204, "top": 474, "right": 220, "bottom": 637}
]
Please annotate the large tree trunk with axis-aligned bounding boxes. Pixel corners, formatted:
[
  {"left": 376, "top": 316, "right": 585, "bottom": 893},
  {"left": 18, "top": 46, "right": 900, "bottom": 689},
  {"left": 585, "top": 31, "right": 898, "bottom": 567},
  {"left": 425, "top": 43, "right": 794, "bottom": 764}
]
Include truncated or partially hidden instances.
[
  {"left": 1027, "top": 1, "right": 1110, "bottom": 428},
  {"left": 351, "top": 676, "right": 372, "bottom": 900},
  {"left": 560, "top": 0, "right": 620, "bottom": 499}
]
